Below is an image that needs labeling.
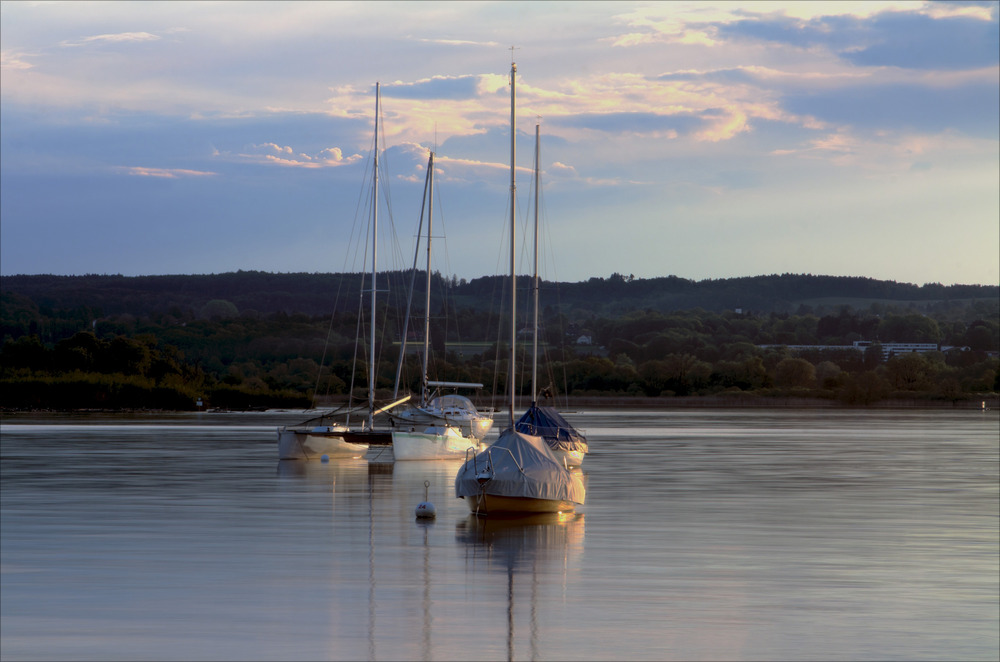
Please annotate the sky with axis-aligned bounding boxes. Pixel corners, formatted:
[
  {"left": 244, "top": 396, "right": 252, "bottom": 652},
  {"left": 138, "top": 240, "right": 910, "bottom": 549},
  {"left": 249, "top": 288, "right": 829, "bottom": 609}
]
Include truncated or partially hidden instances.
[{"left": 1, "top": 1, "right": 998, "bottom": 286}]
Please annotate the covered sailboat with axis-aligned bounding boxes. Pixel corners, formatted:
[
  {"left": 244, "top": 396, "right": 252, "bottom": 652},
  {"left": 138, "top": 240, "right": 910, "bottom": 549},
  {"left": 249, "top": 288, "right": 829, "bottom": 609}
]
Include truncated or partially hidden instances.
[
  {"left": 456, "top": 60, "right": 584, "bottom": 515},
  {"left": 515, "top": 404, "right": 588, "bottom": 467},
  {"left": 454, "top": 428, "right": 585, "bottom": 514},
  {"left": 513, "top": 121, "right": 588, "bottom": 467}
]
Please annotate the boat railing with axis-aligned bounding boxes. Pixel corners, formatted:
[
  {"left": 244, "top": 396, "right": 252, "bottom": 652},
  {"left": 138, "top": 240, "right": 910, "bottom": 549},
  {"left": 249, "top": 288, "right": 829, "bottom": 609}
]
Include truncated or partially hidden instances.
[
  {"left": 487, "top": 446, "right": 527, "bottom": 476},
  {"left": 462, "top": 444, "right": 528, "bottom": 479},
  {"left": 463, "top": 445, "right": 483, "bottom": 476}
]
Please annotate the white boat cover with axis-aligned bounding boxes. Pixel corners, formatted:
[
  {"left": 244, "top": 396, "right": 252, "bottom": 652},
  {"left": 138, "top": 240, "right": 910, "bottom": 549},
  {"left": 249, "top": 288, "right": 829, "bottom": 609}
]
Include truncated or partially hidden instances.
[
  {"left": 454, "top": 429, "right": 585, "bottom": 504},
  {"left": 392, "top": 394, "right": 494, "bottom": 440}
]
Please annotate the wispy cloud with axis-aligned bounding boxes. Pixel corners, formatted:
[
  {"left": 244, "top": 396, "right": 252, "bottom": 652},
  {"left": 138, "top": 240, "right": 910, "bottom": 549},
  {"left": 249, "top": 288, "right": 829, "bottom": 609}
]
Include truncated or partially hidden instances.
[
  {"left": 0, "top": 50, "right": 34, "bottom": 70},
  {"left": 381, "top": 76, "right": 481, "bottom": 100},
  {"left": 416, "top": 38, "right": 500, "bottom": 47},
  {"left": 235, "top": 143, "right": 362, "bottom": 168},
  {"left": 62, "top": 32, "right": 161, "bottom": 47},
  {"left": 117, "top": 166, "right": 216, "bottom": 179}
]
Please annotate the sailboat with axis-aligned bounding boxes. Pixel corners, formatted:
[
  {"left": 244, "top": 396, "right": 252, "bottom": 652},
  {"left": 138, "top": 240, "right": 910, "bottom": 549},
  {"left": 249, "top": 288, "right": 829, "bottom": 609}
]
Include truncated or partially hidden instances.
[
  {"left": 391, "top": 151, "right": 488, "bottom": 460},
  {"left": 513, "top": 123, "right": 589, "bottom": 468},
  {"left": 277, "top": 83, "right": 410, "bottom": 460},
  {"left": 392, "top": 388, "right": 494, "bottom": 441},
  {"left": 455, "top": 61, "right": 585, "bottom": 514},
  {"left": 276, "top": 413, "right": 362, "bottom": 461}
]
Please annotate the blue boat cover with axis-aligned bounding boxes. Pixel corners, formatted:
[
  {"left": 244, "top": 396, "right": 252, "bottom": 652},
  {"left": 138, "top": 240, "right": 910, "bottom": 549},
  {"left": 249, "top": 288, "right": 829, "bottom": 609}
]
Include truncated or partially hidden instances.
[{"left": 515, "top": 405, "right": 588, "bottom": 453}]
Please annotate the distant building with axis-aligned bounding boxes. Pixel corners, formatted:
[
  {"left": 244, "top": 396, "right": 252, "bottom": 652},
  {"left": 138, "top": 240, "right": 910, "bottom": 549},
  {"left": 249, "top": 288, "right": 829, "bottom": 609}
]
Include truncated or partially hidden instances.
[
  {"left": 758, "top": 340, "right": 947, "bottom": 361},
  {"left": 851, "top": 341, "right": 939, "bottom": 360},
  {"left": 577, "top": 335, "right": 592, "bottom": 345}
]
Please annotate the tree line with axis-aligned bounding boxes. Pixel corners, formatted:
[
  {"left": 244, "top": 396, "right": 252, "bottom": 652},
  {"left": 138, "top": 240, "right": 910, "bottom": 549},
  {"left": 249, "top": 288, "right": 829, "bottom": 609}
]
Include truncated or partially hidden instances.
[
  {"left": 1, "top": 272, "right": 997, "bottom": 410},
  {"left": 4, "top": 271, "right": 996, "bottom": 320}
]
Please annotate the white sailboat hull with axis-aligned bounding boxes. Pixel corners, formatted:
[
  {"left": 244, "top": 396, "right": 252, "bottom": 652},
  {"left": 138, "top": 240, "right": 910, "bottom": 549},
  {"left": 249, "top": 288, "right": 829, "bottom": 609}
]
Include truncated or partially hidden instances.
[
  {"left": 391, "top": 426, "right": 482, "bottom": 461},
  {"left": 277, "top": 427, "right": 368, "bottom": 460},
  {"left": 393, "top": 395, "right": 494, "bottom": 441}
]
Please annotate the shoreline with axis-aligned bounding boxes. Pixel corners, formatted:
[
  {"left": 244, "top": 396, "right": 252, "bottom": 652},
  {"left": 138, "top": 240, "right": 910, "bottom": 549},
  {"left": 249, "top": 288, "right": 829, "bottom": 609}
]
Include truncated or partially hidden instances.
[
  {"left": 3, "top": 394, "right": 997, "bottom": 415},
  {"left": 559, "top": 395, "right": 1000, "bottom": 410}
]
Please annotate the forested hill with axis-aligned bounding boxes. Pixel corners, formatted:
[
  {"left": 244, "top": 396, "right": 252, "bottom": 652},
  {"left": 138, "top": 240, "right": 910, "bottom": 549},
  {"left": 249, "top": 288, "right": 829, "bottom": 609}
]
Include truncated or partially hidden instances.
[
  {"left": 2, "top": 270, "right": 997, "bottom": 410},
  {"left": 2, "top": 271, "right": 996, "bottom": 320}
]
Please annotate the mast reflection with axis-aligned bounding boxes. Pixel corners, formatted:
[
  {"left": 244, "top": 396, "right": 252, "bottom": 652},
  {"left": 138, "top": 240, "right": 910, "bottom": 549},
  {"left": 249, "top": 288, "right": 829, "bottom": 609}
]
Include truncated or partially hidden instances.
[{"left": 457, "top": 512, "right": 585, "bottom": 661}]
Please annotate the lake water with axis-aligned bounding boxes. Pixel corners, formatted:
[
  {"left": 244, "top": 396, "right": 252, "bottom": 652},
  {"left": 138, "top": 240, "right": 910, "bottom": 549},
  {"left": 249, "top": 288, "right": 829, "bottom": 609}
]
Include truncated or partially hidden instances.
[{"left": 1, "top": 408, "right": 997, "bottom": 661}]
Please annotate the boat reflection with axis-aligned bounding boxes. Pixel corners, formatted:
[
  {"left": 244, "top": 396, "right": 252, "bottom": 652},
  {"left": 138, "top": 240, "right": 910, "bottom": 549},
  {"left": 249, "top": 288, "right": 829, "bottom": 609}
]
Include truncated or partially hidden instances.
[
  {"left": 391, "top": 459, "right": 462, "bottom": 502},
  {"left": 274, "top": 457, "right": 377, "bottom": 499},
  {"left": 457, "top": 511, "right": 586, "bottom": 561},
  {"left": 277, "top": 456, "right": 464, "bottom": 661},
  {"left": 275, "top": 456, "right": 371, "bottom": 481},
  {"left": 456, "top": 512, "right": 585, "bottom": 661},
  {"left": 276, "top": 456, "right": 463, "bottom": 509}
]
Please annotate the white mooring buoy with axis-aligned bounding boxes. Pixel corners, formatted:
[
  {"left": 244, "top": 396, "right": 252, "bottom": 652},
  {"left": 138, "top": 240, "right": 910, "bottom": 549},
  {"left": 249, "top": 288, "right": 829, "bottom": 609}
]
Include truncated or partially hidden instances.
[{"left": 415, "top": 480, "right": 436, "bottom": 519}]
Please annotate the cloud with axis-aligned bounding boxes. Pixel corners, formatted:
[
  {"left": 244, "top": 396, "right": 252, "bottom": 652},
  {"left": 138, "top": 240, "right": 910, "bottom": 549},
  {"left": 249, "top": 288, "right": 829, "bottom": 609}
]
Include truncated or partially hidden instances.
[
  {"left": 696, "top": 108, "right": 751, "bottom": 142},
  {"left": 768, "top": 123, "right": 997, "bottom": 182},
  {"left": 714, "top": 8, "right": 999, "bottom": 71},
  {"left": 236, "top": 142, "right": 362, "bottom": 168},
  {"left": 416, "top": 38, "right": 500, "bottom": 47},
  {"left": 609, "top": 27, "right": 717, "bottom": 48},
  {"left": 552, "top": 106, "right": 757, "bottom": 143},
  {"left": 657, "top": 68, "right": 761, "bottom": 84},
  {"left": 116, "top": 166, "right": 216, "bottom": 179},
  {"left": 62, "top": 32, "right": 161, "bottom": 47},
  {"left": 769, "top": 131, "right": 860, "bottom": 165},
  {"left": 783, "top": 81, "right": 1000, "bottom": 138},
  {"left": 607, "top": 8, "right": 720, "bottom": 47},
  {"left": 381, "top": 76, "right": 481, "bottom": 100},
  {"left": 433, "top": 152, "right": 514, "bottom": 181},
  {"left": 842, "top": 11, "right": 1000, "bottom": 70},
  {"left": 0, "top": 50, "right": 34, "bottom": 71},
  {"left": 555, "top": 111, "right": 702, "bottom": 137},
  {"left": 922, "top": 1, "right": 997, "bottom": 21}
]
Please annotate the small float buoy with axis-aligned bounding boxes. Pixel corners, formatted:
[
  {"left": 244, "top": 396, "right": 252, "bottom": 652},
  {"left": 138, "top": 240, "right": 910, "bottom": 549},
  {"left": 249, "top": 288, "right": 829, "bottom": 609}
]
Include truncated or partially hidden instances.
[
  {"left": 321, "top": 454, "right": 329, "bottom": 463},
  {"left": 415, "top": 480, "right": 436, "bottom": 519}
]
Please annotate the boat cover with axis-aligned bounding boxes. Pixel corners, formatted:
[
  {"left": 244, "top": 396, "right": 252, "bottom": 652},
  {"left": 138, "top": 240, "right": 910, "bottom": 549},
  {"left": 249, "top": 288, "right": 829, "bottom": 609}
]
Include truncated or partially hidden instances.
[
  {"left": 514, "top": 405, "right": 589, "bottom": 454},
  {"left": 454, "top": 429, "right": 585, "bottom": 504},
  {"left": 393, "top": 395, "right": 482, "bottom": 422},
  {"left": 429, "top": 394, "right": 478, "bottom": 411}
]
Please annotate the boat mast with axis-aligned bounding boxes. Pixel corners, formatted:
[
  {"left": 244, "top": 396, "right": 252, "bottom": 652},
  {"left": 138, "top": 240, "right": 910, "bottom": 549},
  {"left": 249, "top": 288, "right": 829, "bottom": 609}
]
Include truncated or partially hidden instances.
[
  {"left": 531, "top": 122, "right": 540, "bottom": 406},
  {"left": 508, "top": 61, "right": 517, "bottom": 429},
  {"left": 393, "top": 151, "right": 433, "bottom": 400},
  {"left": 369, "top": 83, "right": 380, "bottom": 430},
  {"left": 421, "top": 152, "right": 434, "bottom": 407}
]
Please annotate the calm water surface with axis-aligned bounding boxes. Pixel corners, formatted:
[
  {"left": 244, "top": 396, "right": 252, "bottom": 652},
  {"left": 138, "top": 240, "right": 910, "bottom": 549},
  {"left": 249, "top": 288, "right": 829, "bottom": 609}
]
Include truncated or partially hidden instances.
[{"left": 1, "top": 409, "right": 997, "bottom": 661}]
